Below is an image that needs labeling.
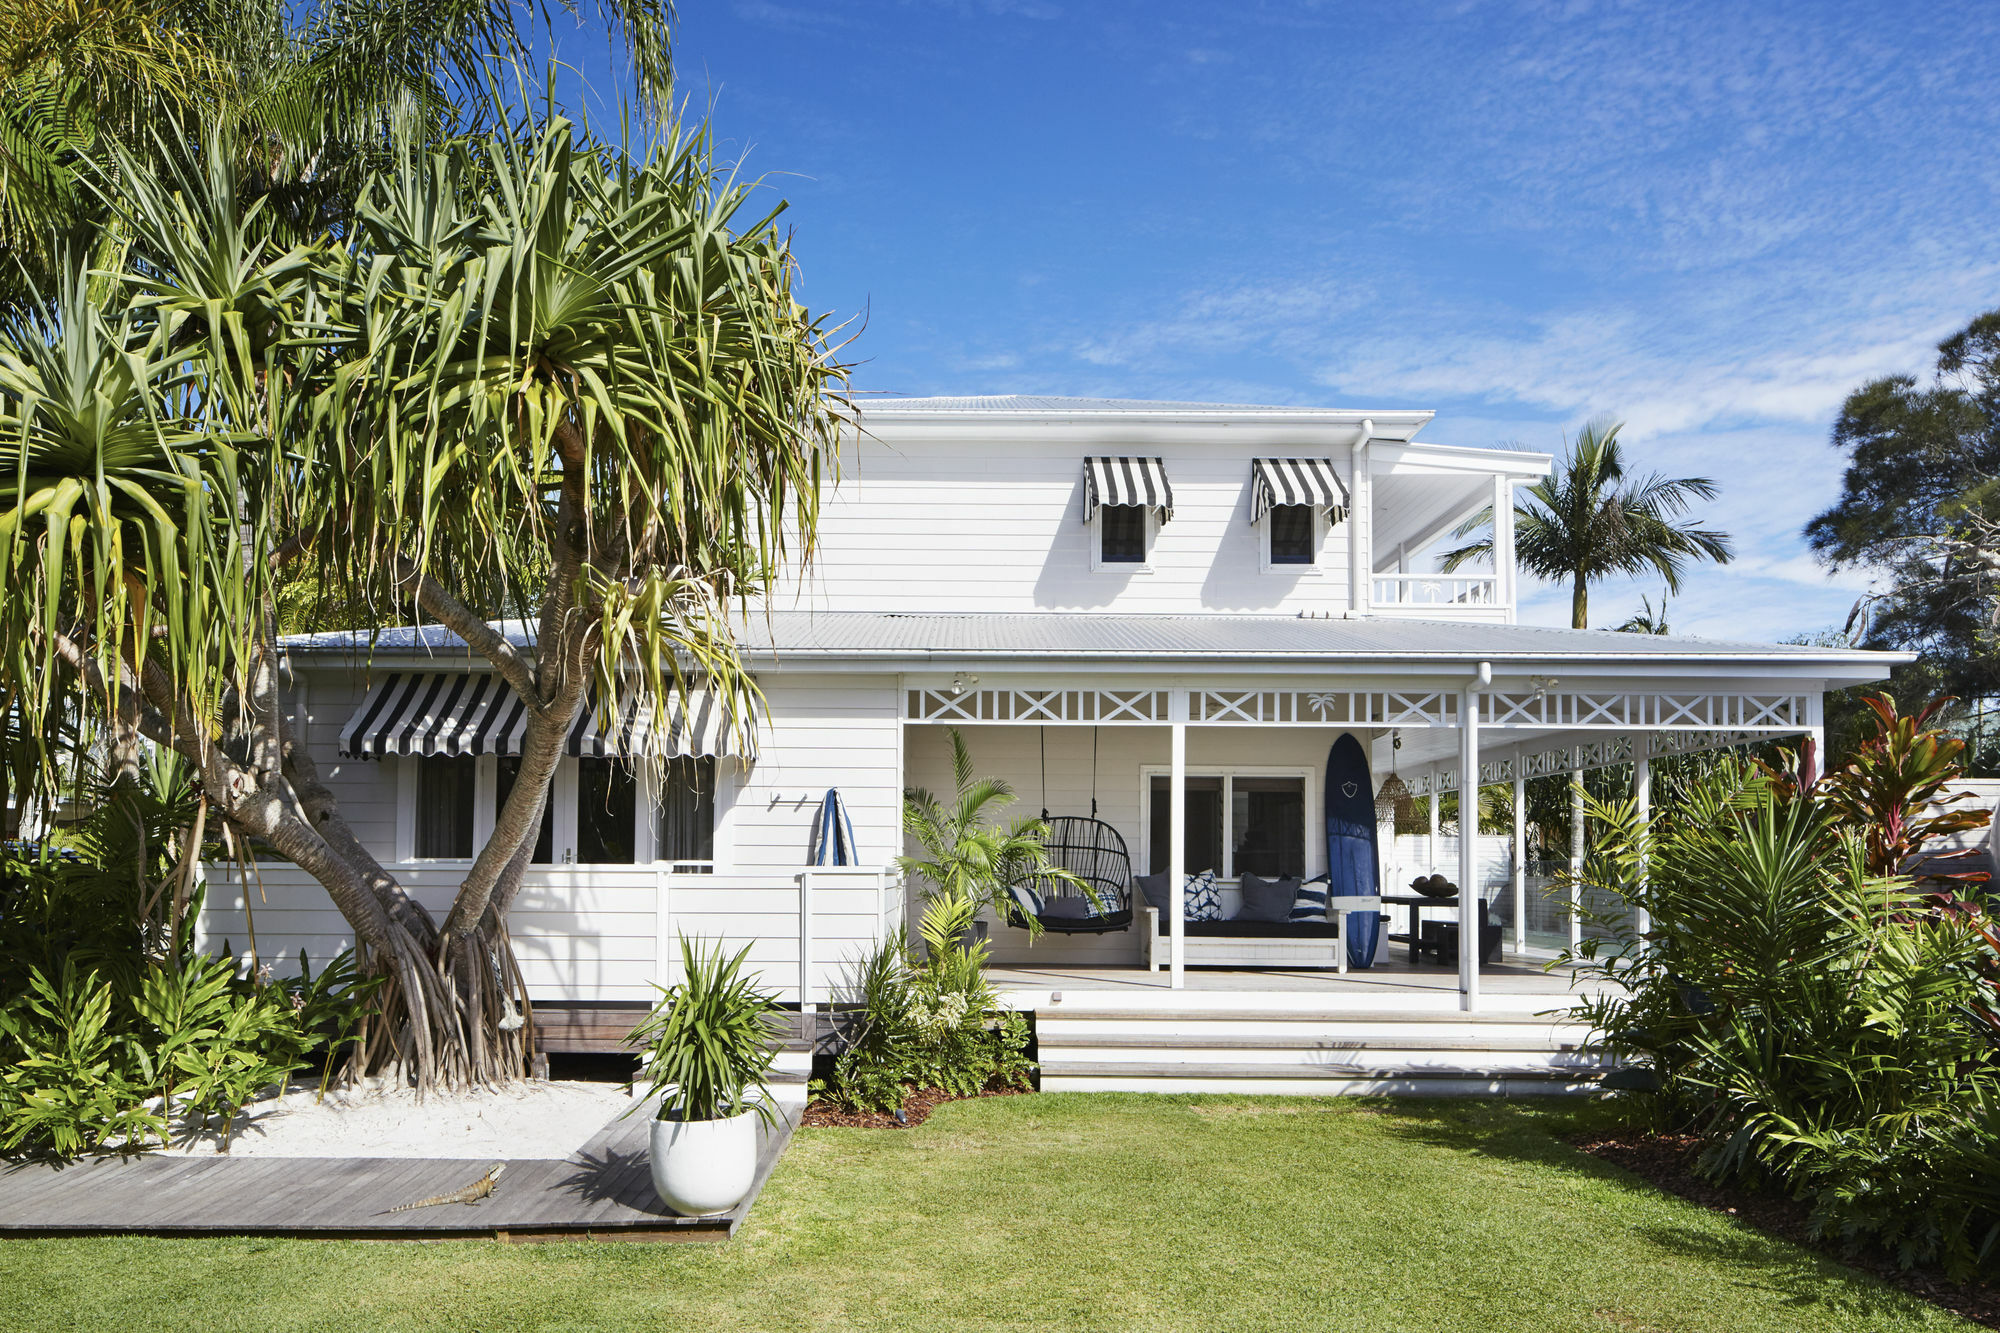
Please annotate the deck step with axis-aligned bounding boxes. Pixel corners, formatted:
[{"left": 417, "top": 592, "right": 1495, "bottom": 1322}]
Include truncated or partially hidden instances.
[
  {"left": 1027, "top": 1006, "right": 1587, "bottom": 1025},
  {"left": 1040, "top": 1024, "right": 1584, "bottom": 1048},
  {"left": 1039, "top": 1059, "right": 1604, "bottom": 1082}
]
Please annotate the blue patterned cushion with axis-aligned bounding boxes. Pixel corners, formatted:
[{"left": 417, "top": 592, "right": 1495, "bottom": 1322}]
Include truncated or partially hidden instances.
[
  {"left": 1184, "top": 870, "right": 1223, "bottom": 923},
  {"left": 1006, "top": 882, "right": 1043, "bottom": 920},
  {"left": 1291, "top": 873, "right": 1331, "bottom": 921}
]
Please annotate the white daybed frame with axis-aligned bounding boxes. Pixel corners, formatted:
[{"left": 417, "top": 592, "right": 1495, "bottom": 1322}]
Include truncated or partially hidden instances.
[{"left": 1138, "top": 885, "right": 1384, "bottom": 975}]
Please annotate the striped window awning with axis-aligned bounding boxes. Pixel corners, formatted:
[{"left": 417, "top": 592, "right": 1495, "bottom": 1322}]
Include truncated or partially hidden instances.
[
  {"left": 1250, "top": 458, "right": 1349, "bottom": 526},
  {"left": 1082, "top": 456, "right": 1174, "bottom": 523},
  {"left": 338, "top": 672, "right": 757, "bottom": 760}
]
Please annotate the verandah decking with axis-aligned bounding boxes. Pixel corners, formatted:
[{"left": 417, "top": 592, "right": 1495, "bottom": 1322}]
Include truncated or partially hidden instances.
[{"left": 0, "top": 1102, "right": 798, "bottom": 1243}]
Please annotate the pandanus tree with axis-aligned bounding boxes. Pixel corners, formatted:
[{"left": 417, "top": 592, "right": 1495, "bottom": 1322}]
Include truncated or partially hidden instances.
[{"left": 0, "top": 104, "right": 850, "bottom": 1089}]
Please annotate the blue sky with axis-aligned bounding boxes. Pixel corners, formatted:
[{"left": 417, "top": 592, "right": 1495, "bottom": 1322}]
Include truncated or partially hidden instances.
[{"left": 553, "top": 1, "right": 2000, "bottom": 641}]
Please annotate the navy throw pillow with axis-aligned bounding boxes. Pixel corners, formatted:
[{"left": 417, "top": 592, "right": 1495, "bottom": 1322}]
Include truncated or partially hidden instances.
[{"left": 1237, "top": 873, "right": 1296, "bottom": 924}]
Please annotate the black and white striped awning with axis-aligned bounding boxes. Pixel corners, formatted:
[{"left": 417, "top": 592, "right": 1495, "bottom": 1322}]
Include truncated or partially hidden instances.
[
  {"left": 1250, "top": 458, "right": 1349, "bottom": 526},
  {"left": 338, "top": 672, "right": 756, "bottom": 760},
  {"left": 1082, "top": 456, "right": 1174, "bottom": 523}
]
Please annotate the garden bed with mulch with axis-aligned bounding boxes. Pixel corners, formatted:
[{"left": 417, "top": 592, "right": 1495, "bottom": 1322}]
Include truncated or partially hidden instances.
[
  {"left": 801, "top": 1085, "right": 1029, "bottom": 1129},
  {"left": 1574, "top": 1129, "right": 2000, "bottom": 1329}
]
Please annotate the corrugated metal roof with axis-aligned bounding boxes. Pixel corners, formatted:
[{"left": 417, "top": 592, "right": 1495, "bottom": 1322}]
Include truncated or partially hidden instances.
[
  {"left": 863, "top": 395, "right": 1389, "bottom": 416},
  {"left": 284, "top": 613, "right": 1898, "bottom": 668}
]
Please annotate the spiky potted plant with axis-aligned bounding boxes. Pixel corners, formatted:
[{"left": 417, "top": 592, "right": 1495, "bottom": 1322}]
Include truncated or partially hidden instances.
[{"left": 627, "top": 936, "right": 785, "bottom": 1215}]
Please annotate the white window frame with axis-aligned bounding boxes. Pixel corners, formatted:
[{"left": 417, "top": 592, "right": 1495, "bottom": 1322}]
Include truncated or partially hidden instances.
[
  {"left": 1258, "top": 502, "right": 1326, "bottom": 573},
  {"left": 1138, "top": 763, "right": 1318, "bottom": 882},
  {"left": 396, "top": 754, "right": 484, "bottom": 866},
  {"left": 402, "top": 753, "right": 727, "bottom": 870},
  {"left": 1090, "top": 504, "right": 1159, "bottom": 573}
]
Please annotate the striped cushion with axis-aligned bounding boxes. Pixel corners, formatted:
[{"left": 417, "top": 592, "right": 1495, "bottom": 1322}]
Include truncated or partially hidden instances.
[{"left": 1290, "top": 874, "right": 1331, "bottom": 921}]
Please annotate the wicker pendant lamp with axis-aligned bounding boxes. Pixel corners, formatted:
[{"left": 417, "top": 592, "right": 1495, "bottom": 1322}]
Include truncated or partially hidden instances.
[{"left": 1375, "top": 730, "right": 1420, "bottom": 834}]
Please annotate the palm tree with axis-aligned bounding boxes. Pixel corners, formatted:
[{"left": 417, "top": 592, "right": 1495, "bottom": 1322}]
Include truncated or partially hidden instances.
[
  {"left": 1441, "top": 418, "right": 1733, "bottom": 630},
  {"left": 1618, "top": 593, "right": 1672, "bottom": 635}
]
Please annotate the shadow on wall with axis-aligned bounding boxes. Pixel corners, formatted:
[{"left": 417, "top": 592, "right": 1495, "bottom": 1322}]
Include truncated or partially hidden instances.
[{"left": 1033, "top": 473, "right": 1133, "bottom": 609}]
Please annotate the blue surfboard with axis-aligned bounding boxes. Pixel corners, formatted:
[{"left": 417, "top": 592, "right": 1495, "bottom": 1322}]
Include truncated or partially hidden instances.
[{"left": 1325, "top": 734, "right": 1380, "bottom": 969}]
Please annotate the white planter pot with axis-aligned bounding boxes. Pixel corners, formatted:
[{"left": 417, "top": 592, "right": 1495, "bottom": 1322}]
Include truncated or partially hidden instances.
[{"left": 649, "top": 1109, "right": 760, "bottom": 1216}]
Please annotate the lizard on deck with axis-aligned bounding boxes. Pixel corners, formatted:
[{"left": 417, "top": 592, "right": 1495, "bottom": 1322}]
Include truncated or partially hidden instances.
[{"left": 387, "top": 1163, "right": 507, "bottom": 1213}]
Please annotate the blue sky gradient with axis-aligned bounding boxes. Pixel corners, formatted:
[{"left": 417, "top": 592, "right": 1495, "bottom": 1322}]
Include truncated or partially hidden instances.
[{"left": 553, "top": 1, "right": 2000, "bottom": 640}]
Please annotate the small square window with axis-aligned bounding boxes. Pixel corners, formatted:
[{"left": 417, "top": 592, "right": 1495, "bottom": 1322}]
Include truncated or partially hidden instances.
[
  {"left": 415, "top": 756, "right": 475, "bottom": 859},
  {"left": 1269, "top": 505, "right": 1315, "bottom": 565},
  {"left": 1100, "top": 506, "right": 1147, "bottom": 563},
  {"left": 577, "top": 758, "right": 637, "bottom": 865},
  {"left": 657, "top": 757, "right": 717, "bottom": 867}
]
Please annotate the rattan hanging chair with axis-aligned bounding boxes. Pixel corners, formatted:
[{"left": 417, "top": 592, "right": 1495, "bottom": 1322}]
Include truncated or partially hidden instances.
[
  {"left": 1002, "top": 728, "right": 1135, "bottom": 935},
  {"left": 1006, "top": 815, "right": 1135, "bottom": 934}
]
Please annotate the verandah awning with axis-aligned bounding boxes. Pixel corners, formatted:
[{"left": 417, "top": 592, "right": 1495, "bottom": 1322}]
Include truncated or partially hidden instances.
[
  {"left": 1082, "top": 456, "right": 1175, "bottom": 523},
  {"left": 337, "top": 672, "right": 756, "bottom": 760},
  {"left": 1250, "top": 457, "right": 1348, "bottom": 526}
]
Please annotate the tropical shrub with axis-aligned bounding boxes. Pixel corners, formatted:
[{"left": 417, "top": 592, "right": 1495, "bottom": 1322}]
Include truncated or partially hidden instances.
[
  {"left": 1569, "top": 737, "right": 2000, "bottom": 1277},
  {"left": 812, "top": 894, "right": 1035, "bottom": 1114},
  {"left": 0, "top": 778, "right": 371, "bottom": 1157},
  {"left": 901, "top": 728, "right": 1084, "bottom": 932},
  {"left": 628, "top": 937, "right": 786, "bottom": 1125}
]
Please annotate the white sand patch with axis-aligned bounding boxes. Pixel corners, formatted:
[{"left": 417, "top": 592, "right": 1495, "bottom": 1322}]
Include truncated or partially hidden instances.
[{"left": 160, "top": 1078, "right": 637, "bottom": 1160}]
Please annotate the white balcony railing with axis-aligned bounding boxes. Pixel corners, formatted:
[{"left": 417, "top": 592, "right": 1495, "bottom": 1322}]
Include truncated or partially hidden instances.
[{"left": 1372, "top": 574, "right": 1502, "bottom": 608}]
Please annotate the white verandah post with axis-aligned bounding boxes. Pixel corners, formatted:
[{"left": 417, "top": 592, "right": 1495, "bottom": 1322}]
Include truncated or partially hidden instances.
[
  {"left": 1568, "top": 752, "right": 1584, "bottom": 953},
  {"left": 1632, "top": 745, "right": 1652, "bottom": 951},
  {"left": 1511, "top": 755, "right": 1527, "bottom": 957},
  {"left": 1169, "top": 688, "right": 1188, "bottom": 989},
  {"left": 1458, "top": 682, "right": 1482, "bottom": 1011},
  {"left": 1427, "top": 764, "right": 1441, "bottom": 872}
]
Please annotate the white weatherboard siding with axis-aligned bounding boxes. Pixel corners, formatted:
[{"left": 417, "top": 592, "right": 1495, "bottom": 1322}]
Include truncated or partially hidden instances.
[
  {"left": 901, "top": 722, "right": 1372, "bottom": 967},
  {"left": 197, "top": 668, "right": 905, "bottom": 1005},
  {"left": 778, "top": 430, "right": 1356, "bottom": 615}
]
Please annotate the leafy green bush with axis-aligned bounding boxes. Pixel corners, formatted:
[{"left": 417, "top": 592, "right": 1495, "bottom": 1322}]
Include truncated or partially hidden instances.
[
  {"left": 0, "top": 787, "right": 372, "bottom": 1157},
  {"left": 1570, "top": 751, "right": 2000, "bottom": 1277},
  {"left": 812, "top": 894, "right": 1035, "bottom": 1114}
]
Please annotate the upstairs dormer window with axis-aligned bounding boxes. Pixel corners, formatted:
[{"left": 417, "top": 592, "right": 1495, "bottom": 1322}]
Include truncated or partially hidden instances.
[
  {"left": 1083, "top": 456, "right": 1173, "bottom": 571},
  {"left": 1099, "top": 505, "right": 1148, "bottom": 563},
  {"left": 1267, "top": 505, "right": 1315, "bottom": 564},
  {"left": 1251, "top": 458, "right": 1347, "bottom": 571}
]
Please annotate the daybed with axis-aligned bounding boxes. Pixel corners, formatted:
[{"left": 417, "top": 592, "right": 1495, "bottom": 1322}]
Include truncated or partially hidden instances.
[{"left": 1134, "top": 873, "right": 1383, "bottom": 974}]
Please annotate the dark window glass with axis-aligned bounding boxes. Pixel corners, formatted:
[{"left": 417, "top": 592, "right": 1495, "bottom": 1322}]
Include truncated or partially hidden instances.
[
  {"left": 657, "top": 757, "right": 717, "bottom": 867},
  {"left": 1148, "top": 775, "right": 1223, "bottom": 877},
  {"left": 1232, "top": 777, "right": 1305, "bottom": 877},
  {"left": 415, "top": 756, "right": 475, "bottom": 859},
  {"left": 1269, "top": 505, "right": 1315, "bottom": 564},
  {"left": 1100, "top": 505, "right": 1146, "bottom": 563},
  {"left": 495, "top": 757, "right": 555, "bottom": 864},
  {"left": 577, "top": 759, "right": 637, "bottom": 864}
]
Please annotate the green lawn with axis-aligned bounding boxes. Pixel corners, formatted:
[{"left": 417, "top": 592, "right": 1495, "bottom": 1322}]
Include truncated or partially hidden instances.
[{"left": 0, "top": 1094, "right": 1975, "bottom": 1332}]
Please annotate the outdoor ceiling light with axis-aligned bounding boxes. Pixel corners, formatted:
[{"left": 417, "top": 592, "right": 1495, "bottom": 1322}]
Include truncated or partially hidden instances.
[{"left": 949, "top": 671, "right": 980, "bottom": 696}]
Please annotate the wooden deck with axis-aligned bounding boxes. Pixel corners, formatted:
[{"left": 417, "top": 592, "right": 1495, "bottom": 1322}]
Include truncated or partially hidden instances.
[{"left": 0, "top": 1097, "right": 799, "bottom": 1242}]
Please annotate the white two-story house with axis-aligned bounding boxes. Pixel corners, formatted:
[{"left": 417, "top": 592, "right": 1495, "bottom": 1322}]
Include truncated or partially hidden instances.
[{"left": 209, "top": 396, "right": 1900, "bottom": 1057}]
